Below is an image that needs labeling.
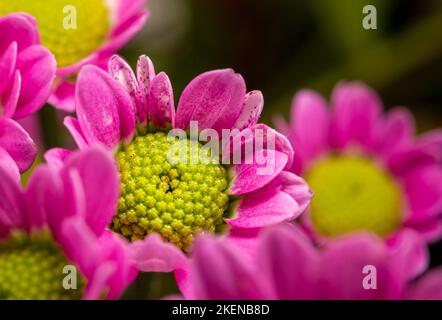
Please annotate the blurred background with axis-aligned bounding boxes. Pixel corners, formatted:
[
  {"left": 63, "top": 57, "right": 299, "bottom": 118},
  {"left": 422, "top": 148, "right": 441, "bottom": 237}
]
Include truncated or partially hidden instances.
[{"left": 35, "top": 0, "right": 442, "bottom": 297}]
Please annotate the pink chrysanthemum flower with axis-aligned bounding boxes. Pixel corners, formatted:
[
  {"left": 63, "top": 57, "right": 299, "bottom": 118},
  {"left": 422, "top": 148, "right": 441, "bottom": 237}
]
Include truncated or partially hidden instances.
[
  {"left": 0, "top": 0, "right": 149, "bottom": 111},
  {"left": 51, "top": 54, "right": 311, "bottom": 293},
  {"left": 0, "top": 146, "right": 136, "bottom": 299},
  {"left": 275, "top": 82, "right": 442, "bottom": 246},
  {"left": 183, "top": 224, "right": 440, "bottom": 300},
  {"left": 0, "top": 13, "right": 56, "bottom": 119}
]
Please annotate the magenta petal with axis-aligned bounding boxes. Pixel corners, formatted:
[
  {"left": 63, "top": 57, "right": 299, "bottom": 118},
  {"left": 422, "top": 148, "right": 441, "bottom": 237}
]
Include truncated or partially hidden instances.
[
  {"left": 108, "top": 55, "right": 138, "bottom": 113},
  {"left": 61, "top": 146, "right": 120, "bottom": 236},
  {"left": 272, "top": 171, "right": 313, "bottom": 213},
  {"left": 229, "top": 150, "right": 288, "bottom": 195},
  {"left": 48, "top": 81, "right": 76, "bottom": 112},
  {"left": 0, "top": 159, "right": 25, "bottom": 231},
  {"left": 131, "top": 233, "right": 188, "bottom": 272},
  {"left": 24, "top": 166, "right": 50, "bottom": 229},
  {"left": 0, "top": 118, "right": 37, "bottom": 173},
  {"left": 290, "top": 90, "right": 329, "bottom": 165},
  {"left": 404, "top": 164, "right": 442, "bottom": 223},
  {"left": 408, "top": 268, "right": 442, "bottom": 300},
  {"left": 0, "top": 148, "right": 19, "bottom": 180},
  {"left": 64, "top": 116, "right": 88, "bottom": 149},
  {"left": 14, "top": 45, "right": 56, "bottom": 118},
  {"left": 233, "top": 90, "right": 264, "bottom": 131},
  {"left": 76, "top": 65, "right": 135, "bottom": 149},
  {"left": 257, "top": 224, "right": 319, "bottom": 299},
  {"left": 1, "top": 70, "right": 21, "bottom": 118},
  {"left": 387, "top": 145, "right": 437, "bottom": 176},
  {"left": 136, "top": 55, "right": 155, "bottom": 124},
  {"left": 190, "top": 235, "right": 266, "bottom": 299},
  {"left": 0, "top": 42, "right": 17, "bottom": 94},
  {"left": 176, "top": 69, "right": 246, "bottom": 133},
  {"left": 227, "top": 188, "right": 299, "bottom": 228},
  {"left": 44, "top": 148, "right": 73, "bottom": 169},
  {"left": 330, "top": 82, "right": 382, "bottom": 150},
  {"left": 147, "top": 72, "right": 175, "bottom": 129},
  {"left": 417, "top": 129, "right": 442, "bottom": 162},
  {"left": 0, "top": 13, "right": 39, "bottom": 52},
  {"left": 377, "top": 107, "right": 414, "bottom": 155}
]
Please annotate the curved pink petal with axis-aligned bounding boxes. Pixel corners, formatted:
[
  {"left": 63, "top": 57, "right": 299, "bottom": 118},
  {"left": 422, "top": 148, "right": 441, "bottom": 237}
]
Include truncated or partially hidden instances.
[
  {"left": 404, "top": 164, "right": 442, "bottom": 224},
  {"left": 14, "top": 45, "right": 56, "bottom": 118},
  {"left": 23, "top": 165, "right": 50, "bottom": 230},
  {"left": 330, "top": 82, "right": 382, "bottom": 151},
  {"left": 136, "top": 54, "right": 155, "bottom": 124},
  {"left": 148, "top": 72, "right": 175, "bottom": 129},
  {"left": 1, "top": 70, "right": 21, "bottom": 118},
  {"left": 0, "top": 42, "right": 17, "bottom": 94},
  {"left": 131, "top": 233, "right": 188, "bottom": 273},
  {"left": 290, "top": 89, "right": 330, "bottom": 167},
  {"left": 76, "top": 65, "right": 135, "bottom": 149},
  {"left": 0, "top": 147, "right": 19, "bottom": 180},
  {"left": 226, "top": 188, "right": 299, "bottom": 228},
  {"left": 408, "top": 268, "right": 442, "bottom": 300},
  {"left": 0, "top": 13, "right": 39, "bottom": 53},
  {"left": 44, "top": 148, "right": 73, "bottom": 169},
  {"left": 257, "top": 224, "right": 320, "bottom": 299},
  {"left": 417, "top": 129, "right": 442, "bottom": 162},
  {"left": 64, "top": 116, "right": 88, "bottom": 149},
  {"left": 387, "top": 145, "right": 437, "bottom": 177},
  {"left": 176, "top": 69, "right": 246, "bottom": 134},
  {"left": 60, "top": 146, "right": 120, "bottom": 236},
  {"left": 48, "top": 81, "right": 76, "bottom": 112},
  {"left": 0, "top": 118, "right": 37, "bottom": 173},
  {"left": 228, "top": 150, "right": 288, "bottom": 195},
  {"left": 233, "top": 90, "right": 264, "bottom": 131}
]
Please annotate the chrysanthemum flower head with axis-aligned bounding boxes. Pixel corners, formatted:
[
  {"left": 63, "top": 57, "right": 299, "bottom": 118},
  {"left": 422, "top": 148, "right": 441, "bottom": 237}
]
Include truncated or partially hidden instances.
[
  {"left": 0, "top": 13, "right": 56, "bottom": 119},
  {"left": 0, "top": 146, "right": 136, "bottom": 299},
  {"left": 0, "top": 0, "right": 149, "bottom": 111},
  {"left": 50, "top": 54, "right": 312, "bottom": 292},
  {"left": 183, "top": 224, "right": 439, "bottom": 300},
  {"left": 275, "top": 82, "right": 442, "bottom": 246}
]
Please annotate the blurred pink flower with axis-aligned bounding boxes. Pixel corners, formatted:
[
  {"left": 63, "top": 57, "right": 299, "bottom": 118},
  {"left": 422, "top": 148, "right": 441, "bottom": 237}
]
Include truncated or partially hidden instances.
[
  {"left": 0, "top": 13, "right": 56, "bottom": 119},
  {"left": 183, "top": 224, "right": 440, "bottom": 300},
  {"left": 48, "top": 54, "right": 312, "bottom": 295},
  {"left": 0, "top": 146, "right": 136, "bottom": 299},
  {"left": 275, "top": 82, "right": 442, "bottom": 247}
]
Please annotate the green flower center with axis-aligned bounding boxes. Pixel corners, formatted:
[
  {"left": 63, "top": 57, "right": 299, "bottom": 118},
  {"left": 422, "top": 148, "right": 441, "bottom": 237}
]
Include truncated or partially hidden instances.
[
  {"left": 0, "top": 232, "right": 84, "bottom": 300},
  {"left": 0, "top": 0, "right": 109, "bottom": 67},
  {"left": 306, "top": 154, "right": 403, "bottom": 238},
  {"left": 113, "top": 132, "right": 230, "bottom": 252}
]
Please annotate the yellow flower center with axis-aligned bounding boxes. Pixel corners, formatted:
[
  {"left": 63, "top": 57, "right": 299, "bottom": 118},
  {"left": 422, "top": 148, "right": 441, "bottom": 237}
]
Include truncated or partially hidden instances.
[
  {"left": 0, "top": 232, "right": 84, "bottom": 300},
  {"left": 306, "top": 155, "right": 403, "bottom": 237},
  {"left": 113, "top": 132, "right": 230, "bottom": 252},
  {"left": 0, "top": 0, "right": 109, "bottom": 67}
]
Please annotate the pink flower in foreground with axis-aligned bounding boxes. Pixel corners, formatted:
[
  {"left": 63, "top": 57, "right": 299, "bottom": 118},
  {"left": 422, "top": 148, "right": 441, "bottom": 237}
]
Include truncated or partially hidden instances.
[
  {"left": 50, "top": 54, "right": 312, "bottom": 294},
  {"left": 0, "top": 0, "right": 149, "bottom": 111},
  {"left": 183, "top": 224, "right": 440, "bottom": 300},
  {"left": 0, "top": 13, "right": 56, "bottom": 119},
  {"left": 275, "top": 82, "right": 442, "bottom": 247},
  {"left": 0, "top": 146, "right": 136, "bottom": 299}
]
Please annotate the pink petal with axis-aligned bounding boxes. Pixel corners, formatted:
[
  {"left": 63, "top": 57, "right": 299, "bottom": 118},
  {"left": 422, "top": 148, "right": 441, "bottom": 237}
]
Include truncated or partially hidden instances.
[
  {"left": 60, "top": 146, "right": 120, "bottom": 236},
  {"left": 408, "top": 268, "right": 442, "bottom": 300},
  {"left": 176, "top": 69, "right": 246, "bottom": 134},
  {"left": 290, "top": 90, "right": 330, "bottom": 167},
  {"left": 0, "top": 147, "right": 19, "bottom": 180},
  {"left": 0, "top": 13, "right": 39, "bottom": 53},
  {"left": 226, "top": 188, "right": 299, "bottom": 228},
  {"left": 330, "top": 82, "right": 382, "bottom": 151},
  {"left": 228, "top": 150, "right": 288, "bottom": 195},
  {"left": 0, "top": 118, "right": 37, "bottom": 173},
  {"left": 76, "top": 65, "right": 136, "bottom": 149},
  {"left": 44, "top": 148, "right": 73, "bottom": 169},
  {"left": 147, "top": 72, "right": 175, "bottom": 129},
  {"left": 403, "top": 164, "right": 442, "bottom": 224},
  {"left": 131, "top": 233, "right": 188, "bottom": 273},
  {"left": 48, "top": 81, "right": 76, "bottom": 112},
  {"left": 23, "top": 165, "right": 50, "bottom": 229},
  {"left": 64, "top": 116, "right": 89, "bottom": 149},
  {"left": 1, "top": 70, "right": 21, "bottom": 118},
  {"left": 108, "top": 55, "right": 138, "bottom": 114},
  {"left": 136, "top": 55, "right": 155, "bottom": 124},
  {"left": 387, "top": 145, "right": 437, "bottom": 177},
  {"left": 0, "top": 42, "right": 17, "bottom": 94},
  {"left": 14, "top": 45, "right": 56, "bottom": 118},
  {"left": 417, "top": 129, "right": 442, "bottom": 162},
  {"left": 233, "top": 90, "right": 264, "bottom": 131},
  {"left": 257, "top": 224, "right": 320, "bottom": 299}
]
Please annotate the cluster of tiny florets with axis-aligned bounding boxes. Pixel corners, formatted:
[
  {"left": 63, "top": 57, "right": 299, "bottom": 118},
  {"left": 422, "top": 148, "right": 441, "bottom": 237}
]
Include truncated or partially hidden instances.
[
  {"left": 0, "top": 0, "right": 109, "bottom": 67},
  {"left": 113, "top": 132, "right": 230, "bottom": 251},
  {"left": 0, "top": 233, "right": 84, "bottom": 300}
]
